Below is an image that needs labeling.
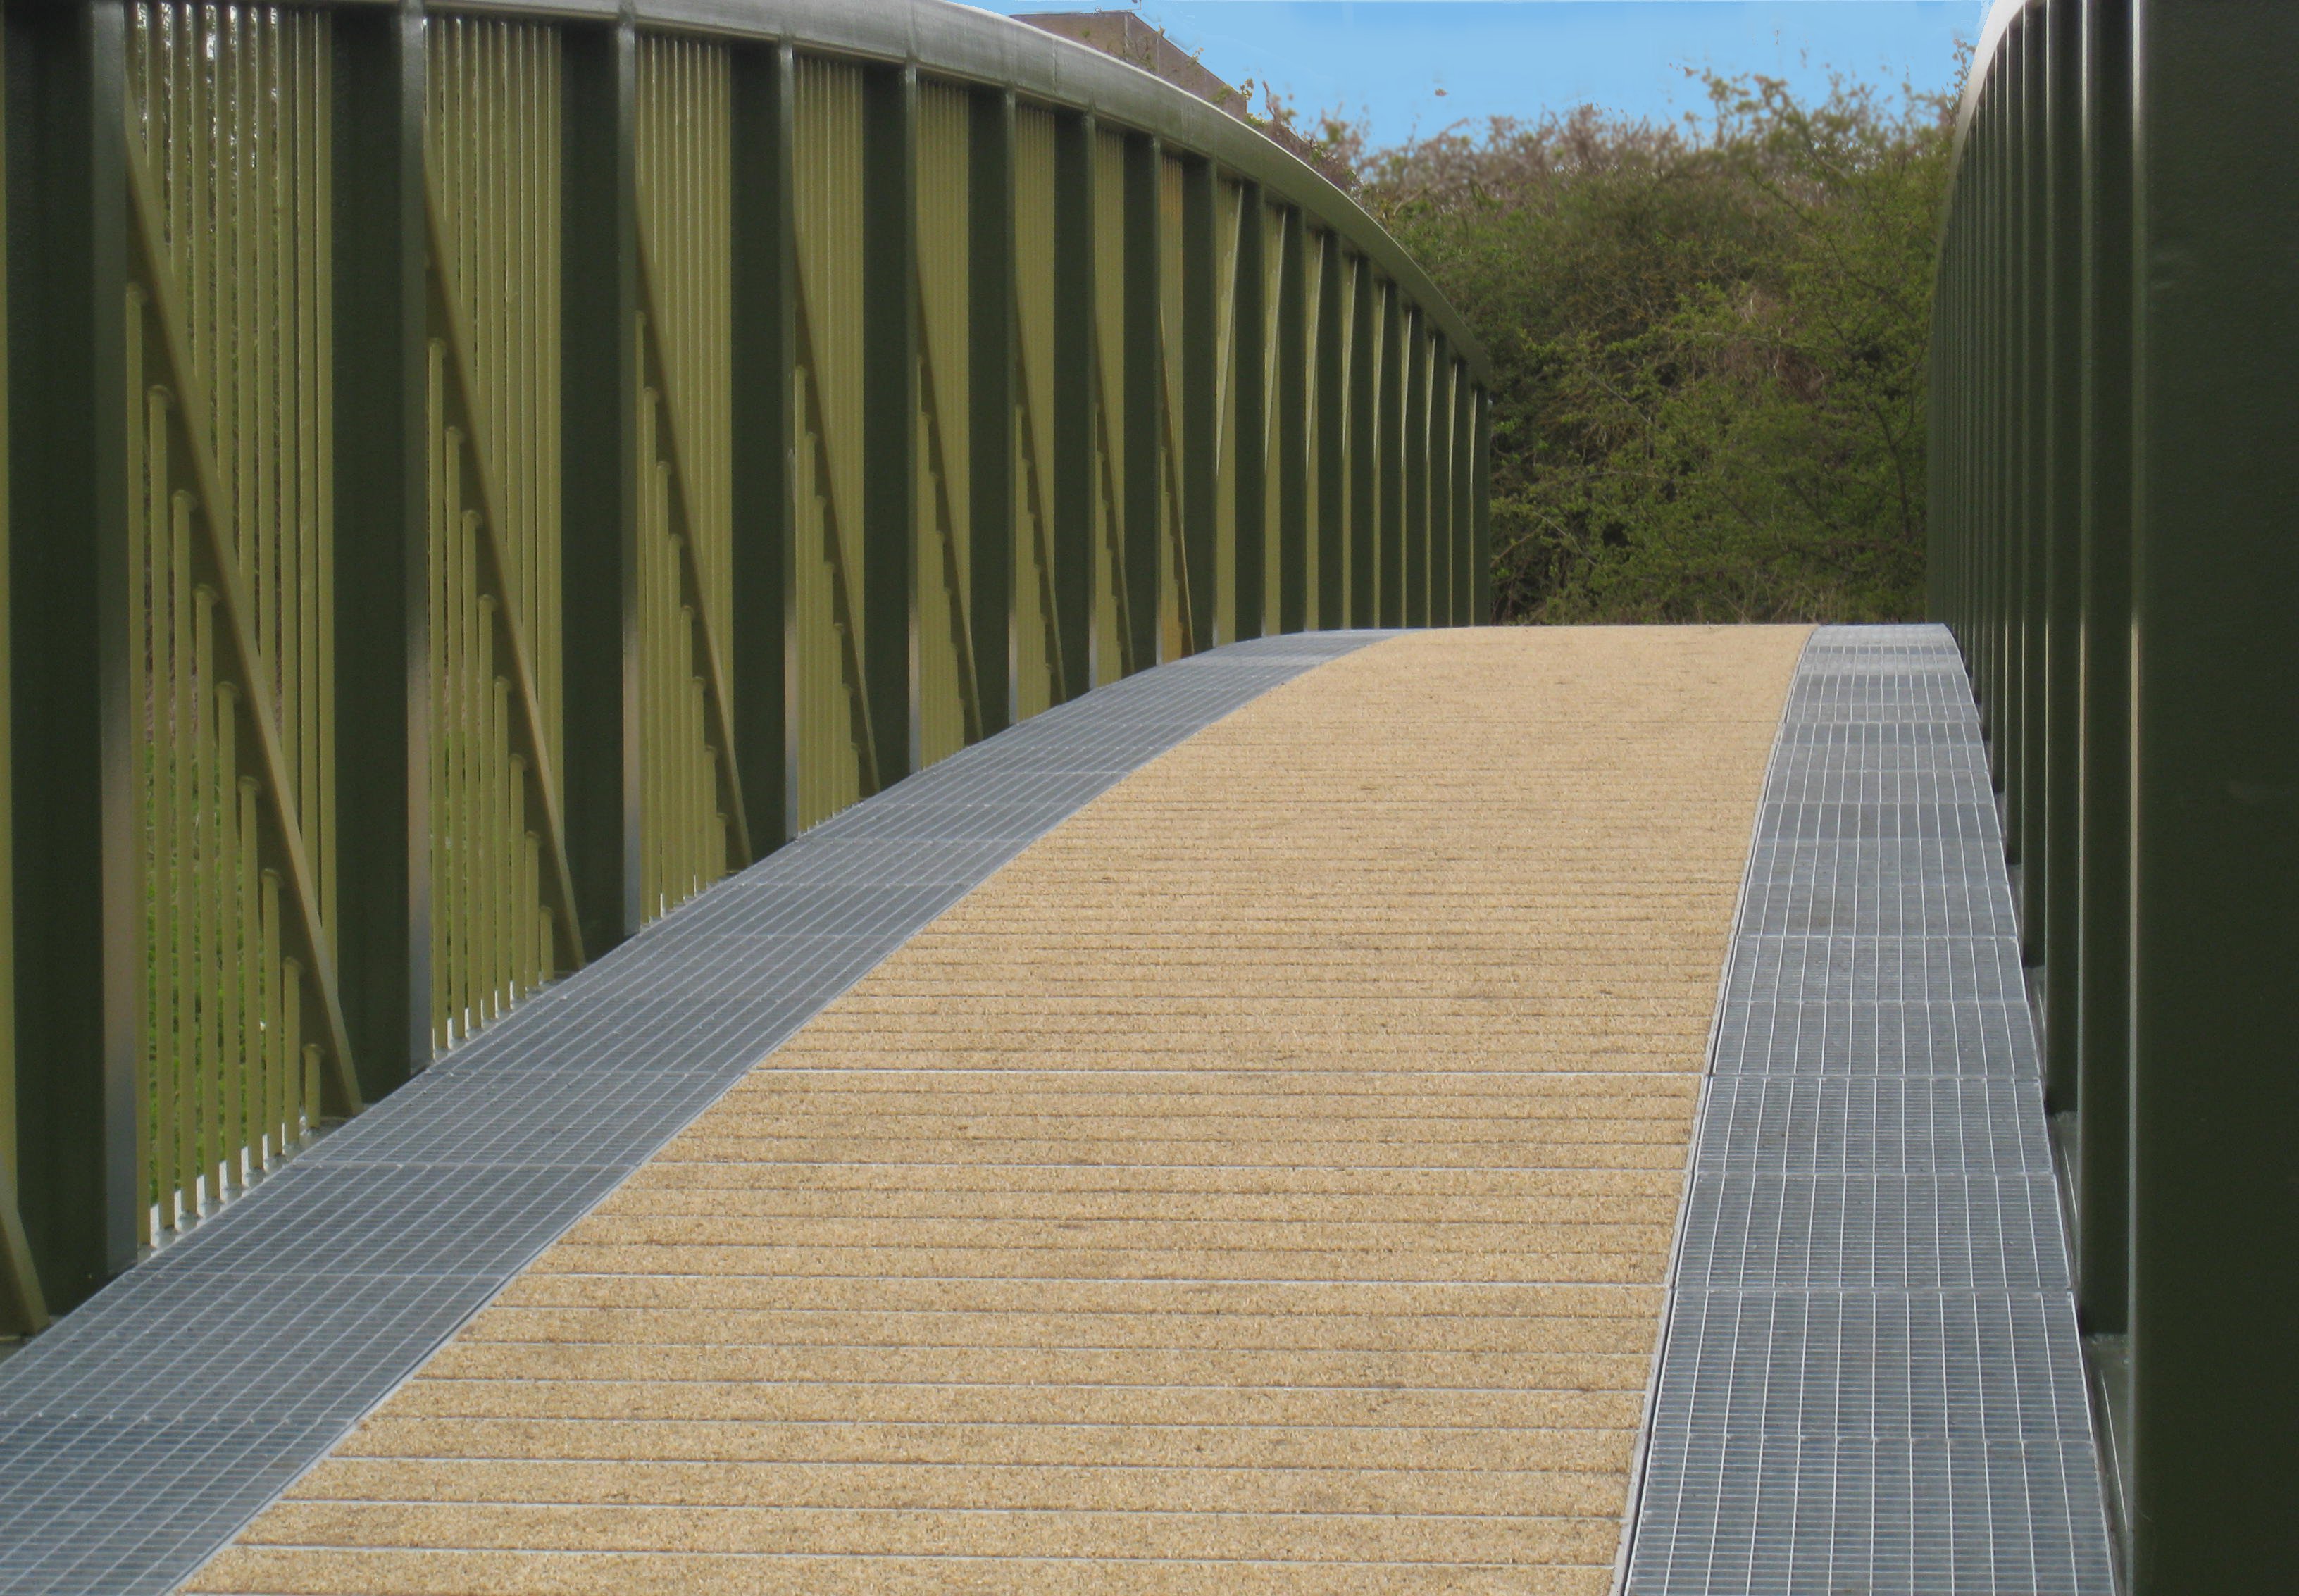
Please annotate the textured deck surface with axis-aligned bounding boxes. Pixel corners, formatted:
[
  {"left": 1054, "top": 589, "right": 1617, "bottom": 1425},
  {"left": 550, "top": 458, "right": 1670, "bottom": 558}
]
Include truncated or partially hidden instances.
[{"left": 191, "top": 625, "right": 1805, "bottom": 1595}]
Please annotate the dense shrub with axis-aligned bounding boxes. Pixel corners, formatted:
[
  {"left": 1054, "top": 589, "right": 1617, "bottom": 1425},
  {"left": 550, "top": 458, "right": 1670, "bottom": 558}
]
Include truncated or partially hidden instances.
[{"left": 1336, "top": 71, "right": 1956, "bottom": 623}]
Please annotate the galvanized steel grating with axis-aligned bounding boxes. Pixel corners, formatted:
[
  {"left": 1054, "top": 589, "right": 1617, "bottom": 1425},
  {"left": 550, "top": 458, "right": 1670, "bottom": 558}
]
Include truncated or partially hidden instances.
[
  {"left": 1713, "top": 1001, "right": 2042, "bottom": 1078},
  {"left": 0, "top": 632, "right": 1382, "bottom": 1596},
  {"left": 1624, "top": 623, "right": 2116, "bottom": 1595}
]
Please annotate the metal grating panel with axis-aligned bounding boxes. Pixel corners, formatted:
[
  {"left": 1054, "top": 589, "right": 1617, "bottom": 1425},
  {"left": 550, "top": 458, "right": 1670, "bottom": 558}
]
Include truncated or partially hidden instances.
[
  {"left": 1624, "top": 623, "right": 2116, "bottom": 1595},
  {"left": 0, "top": 632, "right": 1383, "bottom": 1596}
]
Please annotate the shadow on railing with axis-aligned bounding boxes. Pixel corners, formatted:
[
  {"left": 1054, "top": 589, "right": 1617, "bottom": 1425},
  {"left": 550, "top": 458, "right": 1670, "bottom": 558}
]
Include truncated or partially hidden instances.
[{"left": 0, "top": 0, "right": 1489, "bottom": 1327}]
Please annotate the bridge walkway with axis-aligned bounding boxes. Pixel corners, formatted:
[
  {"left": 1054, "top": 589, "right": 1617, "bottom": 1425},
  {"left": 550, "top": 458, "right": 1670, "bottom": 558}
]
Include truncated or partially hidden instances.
[
  {"left": 193, "top": 625, "right": 1798, "bottom": 1595},
  {"left": 0, "top": 625, "right": 2115, "bottom": 1595}
]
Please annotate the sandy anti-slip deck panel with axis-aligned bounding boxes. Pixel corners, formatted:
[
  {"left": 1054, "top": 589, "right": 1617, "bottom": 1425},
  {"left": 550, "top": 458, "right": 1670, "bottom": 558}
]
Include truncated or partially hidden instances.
[
  {"left": 189, "top": 625, "right": 1807, "bottom": 1596},
  {"left": 0, "top": 634, "right": 1381, "bottom": 1596},
  {"left": 1624, "top": 624, "right": 2117, "bottom": 1595}
]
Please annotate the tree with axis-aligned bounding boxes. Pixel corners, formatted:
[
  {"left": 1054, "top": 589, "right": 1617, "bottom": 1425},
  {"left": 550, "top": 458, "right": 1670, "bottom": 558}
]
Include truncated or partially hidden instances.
[{"left": 1356, "top": 70, "right": 1957, "bottom": 622}]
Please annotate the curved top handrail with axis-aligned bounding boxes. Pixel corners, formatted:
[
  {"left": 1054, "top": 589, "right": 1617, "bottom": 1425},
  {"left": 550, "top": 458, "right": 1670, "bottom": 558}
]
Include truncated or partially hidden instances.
[
  {"left": 437, "top": 0, "right": 1490, "bottom": 383},
  {"left": 1955, "top": 0, "right": 2036, "bottom": 143},
  {"left": 1933, "top": 0, "right": 2038, "bottom": 274},
  {"left": 1947, "top": 0, "right": 2037, "bottom": 176}
]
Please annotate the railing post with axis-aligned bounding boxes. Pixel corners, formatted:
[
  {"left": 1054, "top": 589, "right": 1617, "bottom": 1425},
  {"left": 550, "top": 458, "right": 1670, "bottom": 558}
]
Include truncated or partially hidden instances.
[
  {"left": 730, "top": 42, "right": 794, "bottom": 852},
  {"left": 1230, "top": 178, "right": 1266, "bottom": 642},
  {"left": 1979, "top": 70, "right": 1998, "bottom": 744},
  {"left": 1402, "top": 309, "right": 1428, "bottom": 628},
  {"left": 1049, "top": 111, "right": 1092, "bottom": 702},
  {"left": 1274, "top": 205, "right": 1309, "bottom": 635},
  {"left": 1998, "top": 30, "right": 2025, "bottom": 855},
  {"left": 1991, "top": 42, "right": 2013, "bottom": 825},
  {"left": 1119, "top": 132, "right": 1159, "bottom": 671},
  {"left": 1964, "top": 95, "right": 1983, "bottom": 706},
  {"left": 1945, "top": 183, "right": 1968, "bottom": 645},
  {"left": 2019, "top": 11, "right": 2048, "bottom": 961},
  {"left": 2127, "top": 2, "right": 2299, "bottom": 1585},
  {"left": 1472, "top": 387, "right": 1492, "bottom": 623},
  {"left": 1990, "top": 72, "right": 2016, "bottom": 810},
  {"left": 1178, "top": 157, "right": 1218, "bottom": 654},
  {"left": 1995, "top": 63, "right": 2014, "bottom": 763},
  {"left": 561, "top": 18, "right": 641, "bottom": 952},
  {"left": 2041, "top": 0, "right": 2085, "bottom": 1118},
  {"left": 1426, "top": 337, "right": 1452, "bottom": 628},
  {"left": 3, "top": 0, "right": 135, "bottom": 1311},
  {"left": 1376, "top": 279, "right": 1404, "bottom": 628},
  {"left": 2074, "top": 0, "right": 2131, "bottom": 1345},
  {"left": 1995, "top": 51, "right": 2016, "bottom": 818},
  {"left": 330, "top": 0, "right": 430, "bottom": 1096},
  {"left": 1453, "top": 362, "right": 1476, "bottom": 624},
  {"left": 1314, "top": 231, "right": 1345, "bottom": 630},
  {"left": 1927, "top": 241, "right": 1948, "bottom": 628},
  {"left": 0, "top": 7, "right": 25, "bottom": 1337},
  {"left": 1347, "top": 254, "right": 1376, "bottom": 628},
  {"left": 861, "top": 65, "right": 917, "bottom": 783},
  {"left": 969, "top": 88, "right": 1016, "bottom": 732}
]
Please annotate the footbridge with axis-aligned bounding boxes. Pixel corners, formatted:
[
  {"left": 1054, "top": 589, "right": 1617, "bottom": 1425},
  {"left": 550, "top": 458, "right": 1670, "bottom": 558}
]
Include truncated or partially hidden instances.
[{"left": 0, "top": 0, "right": 2290, "bottom": 1592}]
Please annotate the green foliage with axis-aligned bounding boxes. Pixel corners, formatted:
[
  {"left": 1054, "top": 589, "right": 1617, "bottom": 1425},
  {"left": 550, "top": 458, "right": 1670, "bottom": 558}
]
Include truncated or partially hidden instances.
[{"left": 1352, "top": 72, "right": 1956, "bottom": 623}]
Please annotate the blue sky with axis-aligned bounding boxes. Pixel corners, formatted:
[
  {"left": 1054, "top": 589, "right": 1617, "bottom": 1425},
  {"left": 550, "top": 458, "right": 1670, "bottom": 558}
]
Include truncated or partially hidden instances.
[{"left": 978, "top": 2, "right": 1983, "bottom": 149}]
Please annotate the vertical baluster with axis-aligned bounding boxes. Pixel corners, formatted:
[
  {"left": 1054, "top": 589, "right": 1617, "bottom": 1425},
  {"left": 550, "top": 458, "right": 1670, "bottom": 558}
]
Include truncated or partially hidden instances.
[
  {"left": 226, "top": 9, "right": 256, "bottom": 1195},
  {"left": 635, "top": 378, "right": 654, "bottom": 912},
  {"left": 440, "top": 32, "right": 463, "bottom": 1039},
  {"left": 442, "top": 456, "right": 465, "bottom": 1040},
  {"left": 259, "top": 869, "right": 282, "bottom": 1154},
  {"left": 516, "top": 27, "right": 537, "bottom": 815},
  {"left": 511, "top": 758, "right": 533, "bottom": 999},
  {"left": 475, "top": 592, "right": 499, "bottom": 1016},
  {"left": 522, "top": 821, "right": 542, "bottom": 993},
  {"left": 543, "top": 35, "right": 565, "bottom": 797},
  {"left": 168, "top": 490, "right": 194, "bottom": 1226},
  {"left": 307, "top": 13, "right": 336, "bottom": 945},
  {"left": 157, "top": 409, "right": 182, "bottom": 1230},
  {"left": 285, "top": 981, "right": 308, "bottom": 1140},
  {"left": 493, "top": 674, "right": 513, "bottom": 1011},
  {"left": 125, "top": 15, "right": 153, "bottom": 1254},
  {"left": 460, "top": 506, "right": 482, "bottom": 1028},
  {"left": 427, "top": 342, "right": 449, "bottom": 1050},
  {"left": 688, "top": 666, "right": 704, "bottom": 895},
  {"left": 435, "top": 406, "right": 455, "bottom": 1045},
  {"left": 127, "top": 262, "right": 154, "bottom": 1245},
  {"left": 215, "top": 685, "right": 242, "bottom": 1193},
  {"left": 192, "top": 587, "right": 217, "bottom": 1213},
  {"left": 253, "top": 13, "right": 285, "bottom": 932},
  {"left": 239, "top": 778, "right": 264, "bottom": 1165}
]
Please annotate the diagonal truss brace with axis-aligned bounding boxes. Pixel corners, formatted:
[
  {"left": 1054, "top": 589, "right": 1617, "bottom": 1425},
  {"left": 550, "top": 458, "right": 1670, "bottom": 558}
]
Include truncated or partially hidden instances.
[
  {"left": 1088, "top": 318, "right": 1137, "bottom": 680},
  {"left": 788, "top": 249, "right": 882, "bottom": 799},
  {"left": 632, "top": 227, "right": 754, "bottom": 868},
  {"left": 123, "top": 128, "right": 363, "bottom": 1120},
  {"left": 1009, "top": 295, "right": 1069, "bottom": 702},
  {"left": 913, "top": 267, "right": 985, "bottom": 747},
  {"left": 422, "top": 168, "right": 588, "bottom": 974},
  {"left": 1154, "top": 280, "right": 1195, "bottom": 654}
]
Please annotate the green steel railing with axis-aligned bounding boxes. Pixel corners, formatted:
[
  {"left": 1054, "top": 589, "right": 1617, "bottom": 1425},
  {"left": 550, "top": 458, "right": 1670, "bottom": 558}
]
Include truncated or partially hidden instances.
[
  {"left": 0, "top": 0, "right": 1490, "bottom": 1327},
  {"left": 1928, "top": 1, "right": 2298, "bottom": 1587}
]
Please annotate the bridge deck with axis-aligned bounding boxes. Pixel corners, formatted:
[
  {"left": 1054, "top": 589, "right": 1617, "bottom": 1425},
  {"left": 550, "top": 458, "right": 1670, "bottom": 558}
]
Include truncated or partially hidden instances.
[
  {"left": 190, "top": 626, "right": 1802, "bottom": 1594},
  {"left": 1, "top": 625, "right": 2117, "bottom": 1595}
]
